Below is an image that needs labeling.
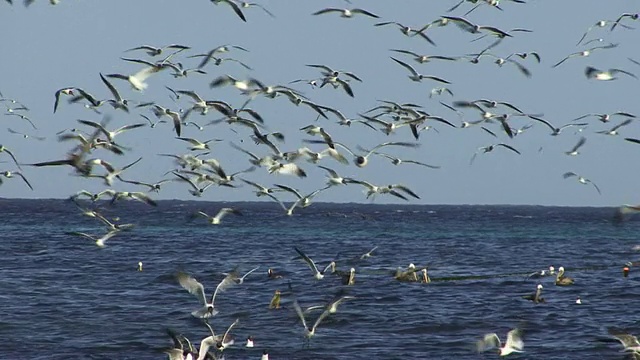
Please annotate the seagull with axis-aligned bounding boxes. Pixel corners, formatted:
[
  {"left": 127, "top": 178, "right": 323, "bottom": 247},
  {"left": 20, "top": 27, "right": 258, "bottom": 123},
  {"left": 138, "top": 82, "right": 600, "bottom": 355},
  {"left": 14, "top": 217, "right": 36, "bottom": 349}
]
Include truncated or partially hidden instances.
[
  {"left": 194, "top": 208, "right": 242, "bottom": 225},
  {"left": 390, "top": 57, "right": 452, "bottom": 84},
  {"left": 6, "top": 112, "right": 37, "bottom": 129},
  {"left": 245, "top": 336, "right": 254, "bottom": 348},
  {"left": 596, "top": 119, "right": 633, "bottom": 135},
  {"left": 225, "top": 266, "right": 260, "bottom": 285},
  {"left": 607, "top": 328, "right": 640, "bottom": 353},
  {"left": 376, "top": 24, "right": 436, "bottom": 45},
  {"left": 77, "top": 119, "right": 146, "bottom": 143},
  {"left": 268, "top": 162, "right": 307, "bottom": 178},
  {"left": 237, "top": 2, "right": 275, "bottom": 18},
  {"left": 175, "top": 271, "right": 236, "bottom": 318},
  {"left": 360, "top": 245, "right": 378, "bottom": 259},
  {"left": 312, "top": 7, "right": 379, "bottom": 18},
  {"left": 573, "top": 111, "right": 635, "bottom": 123},
  {"left": 0, "top": 145, "right": 21, "bottom": 169},
  {"left": 476, "top": 328, "right": 524, "bottom": 356},
  {"left": 305, "top": 292, "right": 356, "bottom": 314},
  {"left": 99, "top": 73, "right": 130, "bottom": 112},
  {"left": 106, "top": 64, "right": 162, "bottom": 91},
  {"left": 66, "top": 230, "right": 119, "bottom": 248},
  {"left": 317, "top": 165, "right": 351, "bottom": 187},
  {"left": 576, "top": 20, "right": 630, "bottom": 45},
  {"left": 470, "top": 144, "right": 520, "bottom": 165},
  {"left": 294, "top": 246, "right": 333, "bottom": 280},
  {"left": 529, "top": 116, "right": 589, "bottom": 136},
  {"left": 176, "top": 137, "right": 223, "bottom": 151},
  {"left": 565, "top": 136, "right": 586, "bottom": 156},
  {"left": 552, "top": 43, "right": 618, "bottom": 68},
  {"left": 53, "top": 87, "right": 76, "bottom": 113},
  {"left": 7, "top": 128, "right": 45, "bottom": 141},
  {"left": 371, "top": 151, "right": 441, "bottom": 169},
  {"left": 211, "top": 0, "right": 246, "bottom": 22},
  {"left": 585, "top": 66, "right": 637, "bottom": 81},
  {"left": 124, "top": 44, "right": 190, "bottom": 57},
  {"left": 191, "top": 45, "right": 249, "bottom": 69},
  {"left": 331, "top": 141, "right": 420, "bottom": 168},
  {"left": 292, "top": 297, "right": 331, "bottom": 343},
  {"left": 563, "top": 172, "right": 601, "bottom": 195},
  {"left": 526, "top": 266, "right": 555, "bottom": 279},
  {"left": 275, "top": 184, "right": 330, "bottom": 208},
  {"left": 610, "top": 13, "right": 639, "bottom": 31},
  {"left": 0, "top": 170, "right": 33, "bottom": 190}
]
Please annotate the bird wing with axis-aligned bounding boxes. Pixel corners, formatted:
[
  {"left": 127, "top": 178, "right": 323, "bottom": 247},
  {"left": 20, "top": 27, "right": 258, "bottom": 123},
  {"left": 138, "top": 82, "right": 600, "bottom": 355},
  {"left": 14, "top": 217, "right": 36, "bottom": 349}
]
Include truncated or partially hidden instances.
[
  {"left": 496, "top": 143, "right": 521, "bottom": 155},
  {"left": 294, "top": 247, "right": 321, "bottom": 275},
  {"left": 505, "top": 328, "right": 524, "bottom": 351},
  {"left": 390, "top": 57, "right": 419, "bottom": 77},
  {"left": 176, "top": 272, "right": 207, "bottom": 305}
]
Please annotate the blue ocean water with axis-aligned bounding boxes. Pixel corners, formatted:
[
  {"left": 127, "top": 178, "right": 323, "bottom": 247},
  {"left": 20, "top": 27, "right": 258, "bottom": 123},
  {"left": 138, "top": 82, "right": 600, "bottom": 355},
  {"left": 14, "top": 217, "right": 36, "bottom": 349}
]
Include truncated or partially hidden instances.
[{"left": 1, "top": 199, "right": 639, "bottom": 360}]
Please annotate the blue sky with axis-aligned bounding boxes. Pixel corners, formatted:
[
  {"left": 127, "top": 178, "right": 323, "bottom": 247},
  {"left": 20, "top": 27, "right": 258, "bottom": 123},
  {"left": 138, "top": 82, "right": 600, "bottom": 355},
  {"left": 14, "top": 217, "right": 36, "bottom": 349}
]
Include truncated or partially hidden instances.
[{"left": 1, "top": 0, "right": 638, "bottom": 206}]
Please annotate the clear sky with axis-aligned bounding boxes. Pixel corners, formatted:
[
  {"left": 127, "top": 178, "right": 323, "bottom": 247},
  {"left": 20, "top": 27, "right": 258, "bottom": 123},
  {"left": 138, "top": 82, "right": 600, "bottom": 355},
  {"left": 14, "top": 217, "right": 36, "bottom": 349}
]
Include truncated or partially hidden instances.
[{"left": 1, "top": 0, "right": 638, "bottom": 206}]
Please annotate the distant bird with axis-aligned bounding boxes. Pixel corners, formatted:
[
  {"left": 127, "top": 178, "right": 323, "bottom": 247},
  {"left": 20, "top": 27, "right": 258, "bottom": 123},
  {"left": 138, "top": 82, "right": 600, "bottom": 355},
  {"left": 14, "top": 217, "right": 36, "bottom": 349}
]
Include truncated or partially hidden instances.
[
  {"left": 0, "top": 145, "right": 21, "bottom": 169},
  {"left": 332, "top": 141, "right": 420, "bottom": 168},
  {"left": 77, "top": 119, "right": 146, "bottom": 143},
  {"left": 312, "top": 8, "right": 379, "bottom": 18},
  {"left": 573, "top": 111, "right": 635, "bottom": 123},
  {"left": 552, "top": 43, "right": 618, "bottom": 68},
  {"left": 372, "top": 151, "right": 440, "bottom": 169},
  {"left": 106, "top": 64, "right": 162, "bottom": 91},
  {"left": 292, "top": 297, "right": 331, "bottom": 344},
  {"left": 66, "top": 230, "right": 119, "bottom": 248},
  {"left": 576, "top": 20, "right": 629, "bottom": 45},
  {"left": 8, "top": 128, "right": 45, "bottom": 141},
  {"left": 470, "top": 143, "right": 520, "bottom": 165},
  {"left": 563, "top": 172, "right": 601, "bottom": 195},
  {"left": 53, "top": 87, "right": 76, "bottom": 113},
  {"left": 360, "top": 245, "right": 378, "bottom": 259},
  {"left": 555, "top": 266, "right": 575, "bottom": 285},
  {"left": 390, "top": 57, "right": 452, "bottom": 84},
  {"left": 294, "top": 246, "right": 333, "bottom": 280},
  {"left": 175, "top": 271, "right": 236, "bottom": 318},
  {"left": 610, "top": 13, "right": 639, "bottom": 31},
  {"left": 565, "top": 137, "right": 586, "bottom": 156},
  {"left": 596, "top": 119, "right": 633, "bottom": 136},
  {"left": 476, "top": 328, "right": 524, "bottom": 356},
  {"left": 193, "top": 208, "right": 242, "bottom": 225},
  {"left": 376, "top": 24, "right": 436, "bottom": 45},
  {"left": 124, "top": 44, "right": 190, "bottom": 57},
  {"left": 211, "top": 0, "right": 247, "bottom": 22},
  {"left": 237, "top": 2, "right": 275, "bottom": 18},
  {"left": 0, "top": 170, "right": 33, "bottom": 190},
  {"left": 585, "top": 66, "right": 637, "bottom": 81}
]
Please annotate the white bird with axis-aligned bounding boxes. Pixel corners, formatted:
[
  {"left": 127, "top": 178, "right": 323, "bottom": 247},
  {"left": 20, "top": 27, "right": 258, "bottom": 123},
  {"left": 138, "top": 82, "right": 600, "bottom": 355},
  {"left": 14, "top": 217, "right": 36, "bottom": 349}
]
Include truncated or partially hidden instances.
[
  {"left": 294, "top": 246, "right": 333, "bottom": 280},
  {"left": 175, "top": 271, "right": 236, "bottom": 318},
  {"left": 66, "top": 230, "right": 119, "bottom": 248},
  {"left": 476, "top": 328, "right": 524, "bottom": 356},
  {"left": 106, "top": 64, "right": 162, "bottom": 91},
  {"left": 596, "top": 119, "right": 633, "bottom": 135},
  {"left": 77, "top": 119, "right": 146, "bottom": 143},
  {"left": 565, "top": 136, "right": 586, "bottom": 156},
  {"left": 585, "top": 66, "right": 637, "bottom": 81},
  {"left": 312, "top": 7, "right": 379, "bottom": 18},
  {"left": 293, "top": 297, "right": 331, "bottom": 342},
  {"left": 390, "top": 57, "right": 451, "bottom": 84},
  {"left": 245, "top": 336, "right": 254, "bottom": 348},
  {"left": 607, "top": 328, "right": 640, "bottom": 353},
  {"left": 562, "top": 172, "right": 601, "bottom": 195},
  {"left": 0, "top": 170, "right": 33, "bottom": 190},
  {"left": 194, "top": 208, "right": 242, "bottom": 225}
]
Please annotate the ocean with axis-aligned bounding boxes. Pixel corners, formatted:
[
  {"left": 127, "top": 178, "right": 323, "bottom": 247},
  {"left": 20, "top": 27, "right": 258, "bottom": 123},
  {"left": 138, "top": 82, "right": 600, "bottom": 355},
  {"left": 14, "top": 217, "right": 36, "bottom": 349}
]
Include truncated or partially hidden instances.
[{"left": 1, "top": 199, "right": 638, "bottom": 360}]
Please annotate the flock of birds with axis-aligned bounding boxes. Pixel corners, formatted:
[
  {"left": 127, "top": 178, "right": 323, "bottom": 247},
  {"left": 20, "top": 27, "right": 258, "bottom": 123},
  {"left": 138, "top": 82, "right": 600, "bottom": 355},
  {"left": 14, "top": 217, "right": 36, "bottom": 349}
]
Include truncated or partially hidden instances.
[{"left": 3, "top": 0, "right": 640, "bottom": 359}]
